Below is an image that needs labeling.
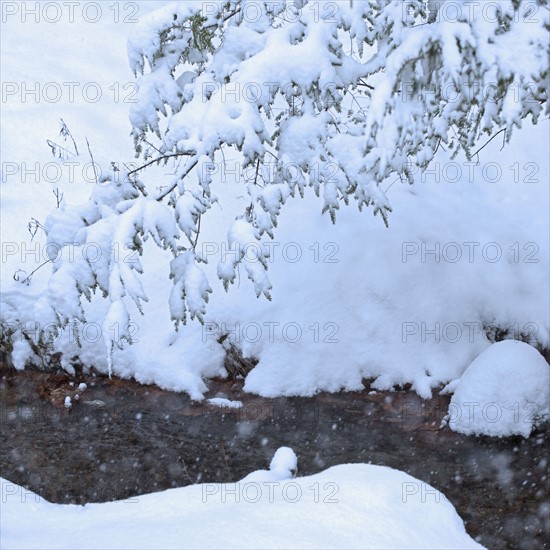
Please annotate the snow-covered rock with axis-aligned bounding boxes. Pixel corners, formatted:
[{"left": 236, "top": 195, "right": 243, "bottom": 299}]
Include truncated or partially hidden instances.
[
  {"left": 206, "top": 397, "right": 243, "bottom": 409},
  {"left": 241, "top": 446, "right": 298, "bottom": 482},
  {"left": 446, "top": 341, "right": 550, "bottom": 437}
]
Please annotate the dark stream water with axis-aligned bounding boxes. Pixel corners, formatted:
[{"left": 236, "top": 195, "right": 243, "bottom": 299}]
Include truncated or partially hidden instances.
[{"left": 0, "top": 367, "right": 548, "bottom": 549}]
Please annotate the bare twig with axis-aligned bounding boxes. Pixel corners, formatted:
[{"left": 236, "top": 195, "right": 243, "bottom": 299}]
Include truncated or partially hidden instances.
[
  {"left": 191, "top": 190, "right": 205, "bottom": 251},
  {"left": 384, "top": 175, "right": 401, "bottom": 194},
  {"left": 142, "top": 138, "right": 163, "bottom": 154},
  {"left": 433, "top": 137, "right": 447, "bottom": 154},
  {"left": 128, "top": 152, "right": 194, "bottom": 177},
  {"left": 27, "top": 218, "right": 44, "bottom": 240},
  {"left": 13, "top": 259, "right": 52, "bottom": 286},
  {"left": 180, "top": 457, "right": 195, "bottom": 484},
  {"left": 204, "top": 8, "right": 241, "bottom": 29},
  {"left": 46, "top": 139, "right": 76, "bottom": 160},
  {"left": 86, "top": 138, "right": 99, "bottom": 185},
  {"left": 470, "top": 128, "right": 507, "bottom": 163},
  {"left": 358, "top": 78, "right": 374, "bottom": 90},
  {"left": 192, "top": 214, "right": 202, "bottom": 251},
  {"left": 59, "top": 118, "right": 79, "bottom": 155},
  {"left": 253, "top": 158, "right": 261, "bottom": 186},
  {"left": 156, "top": 157, "right": 199, "bottom": 201},
  {"left": 265, "top": 150, "right": 279, "bottom": 162},
  {"left": 53, "top": 188, "right": 64, "bottom": 208}
]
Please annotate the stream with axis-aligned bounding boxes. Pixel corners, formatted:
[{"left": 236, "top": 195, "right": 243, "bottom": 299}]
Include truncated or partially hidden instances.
[{"left": 0, "top": 367, "right": 548, "bottom": 549}]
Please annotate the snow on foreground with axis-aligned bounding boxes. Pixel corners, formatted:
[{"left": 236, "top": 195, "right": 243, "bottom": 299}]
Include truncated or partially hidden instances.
[
  {"left": 0, "top": 449, "right": 483, "bottom": 550},
  {"left": 444, "top": 341, "right": 550, "bottom": 437}
]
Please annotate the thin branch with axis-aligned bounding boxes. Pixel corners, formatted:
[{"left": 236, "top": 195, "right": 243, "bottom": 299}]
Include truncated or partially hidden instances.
[
  {"left": 205, "top": 8, "right": 241, "bottom": 29},
  {"left": 191, "top": 190, "right": 206, "bottom": 251},
  {"left": 180, "top": 457, "right": 195, "bottom": 484},
  {"left": 346, "top": 90, "right": 367, "bottom": 117},
  {"left": 253, "top": 158, "right": 261, "bottom": 186},
  {"left": 219, "top": 145, "right": 227, "bottom": 167},
  {"left": 384, "top": 176, "right": 401, "bottom": 194},
  {"left": 222, "top": 8, "right": 241, "bottom": 23},
  {"left": 156, "top": 157, "right": 199, "bottom": 201},
  {"left": 433, "top": 137, "right": 447, "bottom": 155},
  {"left": 86, "top": 138, "right": 99, "bottom": 185},
  {"left": 327, "top": 109, "right": 342, "bottom": 133},
  {"left": 60, "top": 118, "right": 79, "bottom": 155},
  {"left": 27, "top": 218, "right": 44, "bottom": 241},
  {"left": 46, "top": 140, "right": 76, "bottom": 160},
  {"left": 142, "top": 139, "right": 163, "bottom": 154},
  {"left": 14, "top": 259, "right": 52, "bottom": 286},
  {"left": 470, "top": 128, "right": 507, "bottom": 163},
  {"left": 192, "top": 213, "right": 202, "bottom": 251},
  {"left": 265, "top": 150, "right": 279, "bottom": 162},
  {"left": 128, "top": 152, "right": 193, "bottom": 177},
  {"left": 357, "top": 78, "right": 374, "bottom": 90},
  {"left": 53, "top": 188, "right": 64, "bottom": 208}
]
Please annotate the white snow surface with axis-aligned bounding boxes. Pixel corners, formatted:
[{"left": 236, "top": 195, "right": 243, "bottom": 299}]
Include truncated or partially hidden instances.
[
  {"left": 206, "top": 397, "right": 243, "bottom": 409},
  {"left": 241, "top": 446, "right": 298, "bottom": 482},
  {"left": 446, "top": 341, "right": 550, "bottom": 437},
  {"left": 1, "top": 2, "right": 549, "bottom": 408},
  {"left": 1, "top": 457, "right": 483, "bottom": 549}
]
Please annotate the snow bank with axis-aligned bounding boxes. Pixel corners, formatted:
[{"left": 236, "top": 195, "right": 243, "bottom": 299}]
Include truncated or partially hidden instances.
[
  {"left": 1, "top": 452, "right": 483, "bottom": 549},
  {"left": 446, "top": 341, "right": 550, "bottom": 437},
  {"left": 1, "top": 2, "right": 548, "bottom": 403}
]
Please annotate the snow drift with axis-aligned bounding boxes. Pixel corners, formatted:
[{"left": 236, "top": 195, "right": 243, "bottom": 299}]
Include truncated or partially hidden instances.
[
  {"left": 446, "top": 340, "right": 550, "bottom": 437},
  {"left": 1, "top": 450, "right": 483, "bottom": 550}
]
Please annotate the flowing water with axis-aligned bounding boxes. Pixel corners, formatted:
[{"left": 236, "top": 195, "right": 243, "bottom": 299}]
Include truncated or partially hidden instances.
[{"left": 1, "top": 368, "right": 548, "bottom": 549}]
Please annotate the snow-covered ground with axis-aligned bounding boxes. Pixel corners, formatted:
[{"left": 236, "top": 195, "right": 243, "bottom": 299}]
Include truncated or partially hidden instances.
[
  {"left": 1, "top": 3, "right": 548, "bottom": 421},
  {"left": 0, "top": 448, "right": 483, "bottom": 550},
  {"left": 1, "top": 2, "right": 549, "bottom": 548}
]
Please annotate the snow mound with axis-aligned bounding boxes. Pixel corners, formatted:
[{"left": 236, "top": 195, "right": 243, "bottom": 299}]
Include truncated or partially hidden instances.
[
  {"left": 241, "top": 446, "right": 298, "bottom": 482},
  {"left": 447, "top": 341, "right": 550, "bottom": 437},
  {"left": 1, "top": 460, "right": 483, "bottom": 549},
  {"left": 270, "top": 446, "right": 298, "bottom": 475}
]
